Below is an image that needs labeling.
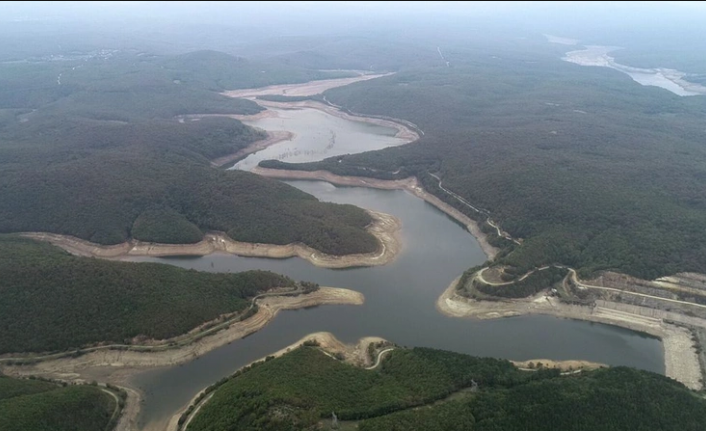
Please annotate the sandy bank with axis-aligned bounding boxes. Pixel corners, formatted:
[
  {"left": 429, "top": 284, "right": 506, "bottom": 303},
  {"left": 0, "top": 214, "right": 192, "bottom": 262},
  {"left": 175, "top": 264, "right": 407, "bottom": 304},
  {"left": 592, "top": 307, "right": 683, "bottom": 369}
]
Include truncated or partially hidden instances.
[
  {"left": 21, "top": 209, "right": 401, "bottom": 269},
  {"left": 563, "top": 46, "right": 706, "bottom": 96},
  {"left": 249, "top": 99, "right": 420, "bottom": 142},
  {"left": 1, "top": 288, "right": 363, "bottom": 431},
  {"left": 252, "top": 167, "right": 499, "bottom": 260},
  {"left": 512, "top": 359, "right": 604, "bottom": 372},
  {"left": 437, "top": 277, "right": 704, "bottom": 390},
  {"left": 222, "top": 73, "right": 391, "bottom": 98},
  {"left": 210, "top": 130, "right": 294, "bottom": 167},
  {"left": 1, "top": 287, "right": 363, "bottom": 372},
  {"left": 177, "top": 110, "right": 281, "bottom": 123},
  {"left": 110, "top": 384, "right": 141, "bottom": 431}
]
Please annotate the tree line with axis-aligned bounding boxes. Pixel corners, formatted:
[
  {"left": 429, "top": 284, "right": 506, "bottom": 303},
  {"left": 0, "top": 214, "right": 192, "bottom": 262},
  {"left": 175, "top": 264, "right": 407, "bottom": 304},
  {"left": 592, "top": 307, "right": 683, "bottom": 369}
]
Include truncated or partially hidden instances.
[{"left": 0, "top": 236, "right": 296, "bottom": 354}]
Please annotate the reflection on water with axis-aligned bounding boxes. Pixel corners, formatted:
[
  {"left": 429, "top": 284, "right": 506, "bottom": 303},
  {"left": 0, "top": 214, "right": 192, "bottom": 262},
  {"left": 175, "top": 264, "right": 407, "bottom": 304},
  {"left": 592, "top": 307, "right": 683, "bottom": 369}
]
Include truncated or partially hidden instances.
[
  {"left": 129, "top": 181, "right": 664, "bottom": 429},
  {"left": 233, "top": 108, "right": 406, "bottom": 171}
]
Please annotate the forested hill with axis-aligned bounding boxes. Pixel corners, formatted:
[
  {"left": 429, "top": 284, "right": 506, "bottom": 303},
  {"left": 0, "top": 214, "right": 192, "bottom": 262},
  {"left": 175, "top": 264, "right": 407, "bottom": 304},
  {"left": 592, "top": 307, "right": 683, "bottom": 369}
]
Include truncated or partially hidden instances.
[
  {"left": 0, "top": 375, "right": 117, "bottom": 431},
  {"left": 161, "top": 50, "right": 356, "bottom": 91},
  {"left": 189, "top": 346, "right": 706, "bottom": 431},
  {"left": 269, "top": 46, "right": 706, "bottom": 279},
  {"left": 0, "top": 49, "right": 356, "bottom": 120},
  {"left": 0, "top": 235, "right": 295, "bottom": 354},
  {"left": 0, "top": 50, "right": 377, "bottom": 255}
]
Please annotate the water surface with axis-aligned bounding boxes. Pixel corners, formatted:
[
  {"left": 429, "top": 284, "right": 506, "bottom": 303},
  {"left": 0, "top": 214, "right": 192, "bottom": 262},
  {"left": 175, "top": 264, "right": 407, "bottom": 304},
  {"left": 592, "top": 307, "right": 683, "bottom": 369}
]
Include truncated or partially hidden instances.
[
  {"left": 233, "top": 107, "right": 407, "bottom": 171},
  {"left": 563, "top": 45, "right": 706, "bottom": 96},
  {"left": 129, "top": 181, "right": 664, "bottom": 429}
]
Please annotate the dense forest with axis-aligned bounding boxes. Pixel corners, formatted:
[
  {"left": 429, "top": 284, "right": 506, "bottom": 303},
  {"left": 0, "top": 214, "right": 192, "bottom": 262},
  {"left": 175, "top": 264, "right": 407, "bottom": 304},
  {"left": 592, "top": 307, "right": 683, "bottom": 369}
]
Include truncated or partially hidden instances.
[
  {"left": 0, "top": 375, "right": 116, "bottom": 431},
  {"left": 188, "top": 346, "right": 546, "bottom": 430},
  {"left": 0, "top": 236, "right": 295, "bottom": 354},
  {"left": 189, "top": 346, "right": 706, "bottom": 431},
  {"left": 0, "top": 50, "right": 377, "bottom": 254},
  {"left": 358, "top": 366, "right": 706, "bottom": 431},
  {"left": 0, "top": 49, "right": 354, "bottom": 118},
  {"left": 263, "top": 41, "right": 706, "bottom": 279}
]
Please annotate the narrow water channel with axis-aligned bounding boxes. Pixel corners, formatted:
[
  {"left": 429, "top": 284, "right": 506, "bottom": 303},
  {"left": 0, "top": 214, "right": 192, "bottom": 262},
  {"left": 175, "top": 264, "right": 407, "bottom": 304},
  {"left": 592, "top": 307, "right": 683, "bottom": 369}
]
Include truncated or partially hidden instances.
[
  {"left": 129, "top": 181, "right": 663, "bottom": 429},
  {"left": 121, "top": 91, "right": 667, "bottom": 429}
]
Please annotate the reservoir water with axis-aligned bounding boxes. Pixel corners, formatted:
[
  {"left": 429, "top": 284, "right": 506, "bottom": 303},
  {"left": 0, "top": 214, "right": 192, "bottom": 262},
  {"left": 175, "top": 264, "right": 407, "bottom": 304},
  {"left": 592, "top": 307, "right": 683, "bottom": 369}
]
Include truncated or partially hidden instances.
[
  {"left": 129, "top": 181, "right": 663, "bottom": 428},
  {"left": 129, "top": 100, "right": 663, "bottom": 429},
  {"left": 234, "top": 107, "right": 408, "bottom": 171},
  {"left": 563, "top": 45, "right": 706, "bottom": 96}
]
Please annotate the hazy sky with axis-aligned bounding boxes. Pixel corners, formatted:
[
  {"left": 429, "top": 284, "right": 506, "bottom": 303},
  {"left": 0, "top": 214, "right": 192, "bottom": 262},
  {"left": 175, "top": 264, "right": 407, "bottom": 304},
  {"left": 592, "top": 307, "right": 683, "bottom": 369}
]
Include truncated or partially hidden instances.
[
  {"left": 2, "top": 1, "right": 704, "bottom": 55},
  {"left": 3, "top": 1, "right": 705, "bottom": 21}
]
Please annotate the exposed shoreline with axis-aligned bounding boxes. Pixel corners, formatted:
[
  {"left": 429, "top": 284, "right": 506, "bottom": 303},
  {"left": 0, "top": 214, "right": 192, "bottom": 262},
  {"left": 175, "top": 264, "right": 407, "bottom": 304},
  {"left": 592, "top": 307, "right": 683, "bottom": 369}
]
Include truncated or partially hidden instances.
[
  {"left": 246, "top": 98, "right": 421, "bottom": 142},
  {"left": 252, "top": 167, "right": 499, "bottom": 260},
  {"left": 210, "top": 130, "right": 294, "bottom": 168},
  {"left": 250, "top": 163, "right": 706, "bottom": 390},
  {"left": 436, "top": 277, "right": 704, "bottom": 391},
  {"left": 11, "top": 63, "right": 702, "bottom": 431},
  {"left": 511, "top": 358, "right": 603, "bottom": 372},
  {"left": 20, "top": 209, "right": 401, "bottom": 269},
  {"left": 1, "top": 287, "right": 364, "bottom": 431},
  {"left": 222, "top": 73, "right": 392, "bottom": 98},
  {"left": 563, "top": 45, "right": 706, "bottom": 96},
  {"left": 2, "top": 74, "right": 415, "bottom": 431}
]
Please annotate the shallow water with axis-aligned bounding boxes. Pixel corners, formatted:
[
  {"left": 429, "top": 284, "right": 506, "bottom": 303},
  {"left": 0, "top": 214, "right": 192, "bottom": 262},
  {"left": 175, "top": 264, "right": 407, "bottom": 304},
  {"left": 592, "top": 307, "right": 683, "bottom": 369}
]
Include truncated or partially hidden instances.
[
  {"left": 563, "top": 45, "right": 705, "bottom": 96},
  {"left": 233, "top": 107, "right": 407, "bottom": 171}
]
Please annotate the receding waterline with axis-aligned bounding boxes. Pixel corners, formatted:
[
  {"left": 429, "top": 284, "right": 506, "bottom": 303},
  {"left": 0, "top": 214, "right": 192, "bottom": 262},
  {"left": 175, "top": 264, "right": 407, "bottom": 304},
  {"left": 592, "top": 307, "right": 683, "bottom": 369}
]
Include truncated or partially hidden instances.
[
  {"left": 128, "top": 181, "right": 664, "bottom": 429},
  {"left": 563, "top": 45, "right": 706, "bottom": 96},
  {"left": 124, "top": 98, "right": 665, "bottom": 429},
  {"left": 233, "top": 107, "right": 407, "bottom": 171}
]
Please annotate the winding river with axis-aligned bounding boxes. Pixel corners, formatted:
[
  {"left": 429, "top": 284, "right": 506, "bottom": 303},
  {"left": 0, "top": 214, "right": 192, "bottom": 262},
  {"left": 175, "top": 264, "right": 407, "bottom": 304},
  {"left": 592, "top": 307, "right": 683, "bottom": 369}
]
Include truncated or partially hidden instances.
[{"left": 128, "top": 89, "right": 663, "bottom": 429}]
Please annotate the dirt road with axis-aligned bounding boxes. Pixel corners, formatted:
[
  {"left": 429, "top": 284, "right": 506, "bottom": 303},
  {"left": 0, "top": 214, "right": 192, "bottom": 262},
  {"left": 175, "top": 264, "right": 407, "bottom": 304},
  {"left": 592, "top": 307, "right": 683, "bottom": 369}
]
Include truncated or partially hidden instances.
[{"left": 366, "top": 348, "right": 395, "bottom": 370}]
